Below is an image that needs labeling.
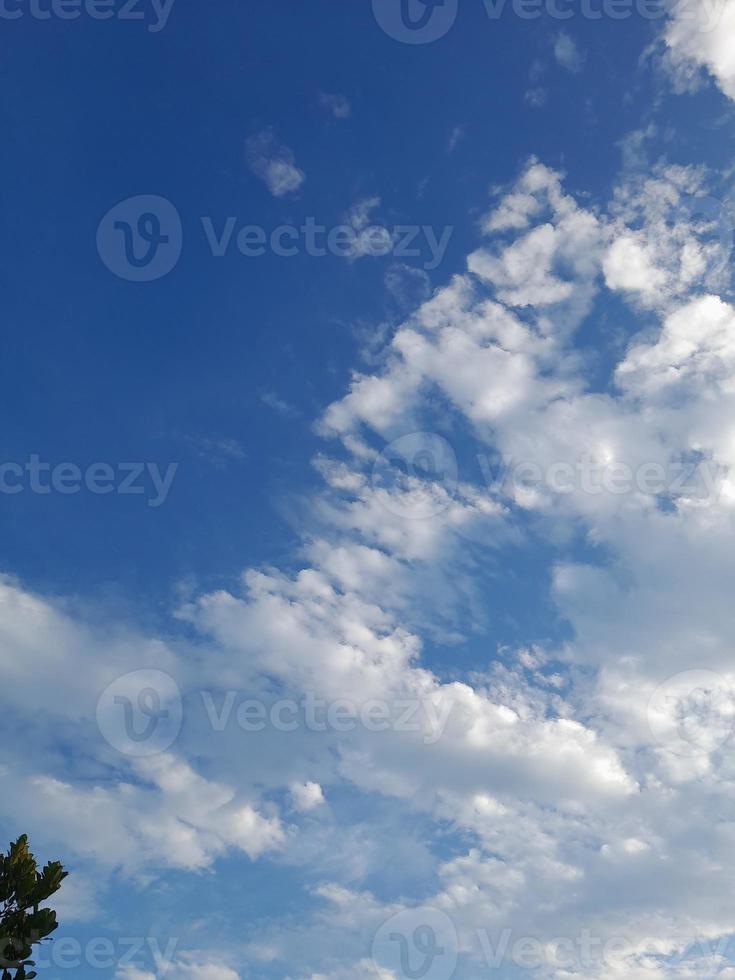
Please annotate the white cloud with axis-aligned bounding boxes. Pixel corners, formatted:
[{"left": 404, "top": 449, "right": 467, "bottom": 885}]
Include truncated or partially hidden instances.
[
  {"left": 663, "top": 0, "right": 735, "bottom": 98},
  {"left": 604, "top": 163, "right": 730, "bottom": 310},
  {"left": 524, "top": 86, "right": 547, "bottom": 108},
  {"left": 0, "top": 754, "right": 284, "bottom": 874},
  {"left": 554, "top": 31, "right": 584, "bottom": 73},
  {"left": 447, "top": 124, "right": 465, "bottom": 152},
  {"left": 482, "top": 160, "right": 568, "bottom": 233},
  {"left": 212, "top": 161, "right": 735, "bottom": 976},
  {"left": 290, "top": 781, "right": 325, "bottom": 812},
  {"left": 9, "top": 155, "right": 735, "bottom": 978},
  {"left": 116, "top": 957, "right": 240, "bottom": 980},
  {"left": 317, "top": 92, "right": 351, "bottom": 119},
  {"left": 384, "top": 262, "right": 431, "bottom": 309},
  {"left": 261, "top": 390, "right": 299, "bottom": 418},
  {"left": 603, "top": 232, "right": 667, "bottom": 298},
  {"left": 300, "top": 961, "right": 396, "bottom": 980},
  {"left": 341, "top": 197, "right": 394, "bottom": 260},
  {"left": 346, "top": 196, "right": 381, "bottom": 232},
  {"left": 616, "top": 294, "right": 735, "bottom": 395},
  {"left": 246, "top": 128, "right": 305, "bottom": 197}
]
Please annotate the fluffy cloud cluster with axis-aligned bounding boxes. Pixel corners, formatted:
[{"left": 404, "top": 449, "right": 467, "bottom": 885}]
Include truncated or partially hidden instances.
[
  {"left": 3, "top": 149, "right": 735, "bottom": 978},
  {"left": 663, "top": 0, "right": 735, "bottom": 99}
]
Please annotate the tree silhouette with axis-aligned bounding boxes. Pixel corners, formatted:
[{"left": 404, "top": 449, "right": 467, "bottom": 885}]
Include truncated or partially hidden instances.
[{"left": 0, "top": 836, "right": 66, "bottom": 979}]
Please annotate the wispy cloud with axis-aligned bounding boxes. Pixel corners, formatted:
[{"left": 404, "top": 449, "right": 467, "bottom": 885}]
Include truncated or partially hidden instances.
[
  {"left": 447, "top": 124, "right": 465, "bottom": 153},
  {"left": 343, "top": 196, "right": 394, "bottom": 260},
  {"left": 384, "top": 262, "right": 431, "bottom": 310},
  {"left": 246, "top": 128, "right": 305, "bottom": 197},
  {"left": 318, "top": 91, "right": 351, "bottom": 119},
  {"left": 524, "top": 87, "right": 547, "bottom": 108},
  {"left": 185, "top": 434, "right": 246, "bottom": 469},
  {"left": 260, "top": 390, "right": 299, "bottom": 419},
  {"left": 554, "top": 31, "right": 585, "bottom": 74}
]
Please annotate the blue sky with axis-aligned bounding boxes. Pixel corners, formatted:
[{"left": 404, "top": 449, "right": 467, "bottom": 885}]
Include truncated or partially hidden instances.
[{"left": 4, "top": 1, "right": 735, "bottom": 978}]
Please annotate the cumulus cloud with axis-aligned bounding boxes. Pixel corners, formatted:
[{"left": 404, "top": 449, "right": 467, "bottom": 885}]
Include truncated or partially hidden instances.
[
  {"left": 663, "top": 0, "right": 735, "bottom": 98},
  {"left": 0, "top": 754, "right": 284, "bottom": 874},
  {"left": 8, "top": 154, "right": 735, "bottom": 978},
  {"left": 301, "top": 157, "right": 735, "bottom": 976},
  {"left": 603, "top": 163, "right": 732, "bottom": 310},
  {"left": 616, "top": 294, "right": 735, "bottom": 394},
  {"left": 603, "top": 232, "right": 667, "bottom": 297}
]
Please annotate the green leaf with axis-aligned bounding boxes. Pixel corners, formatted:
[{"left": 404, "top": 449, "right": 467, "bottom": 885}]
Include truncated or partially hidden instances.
[{"left": 0, "top": 837, "right": 66, "bottom": 980}]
